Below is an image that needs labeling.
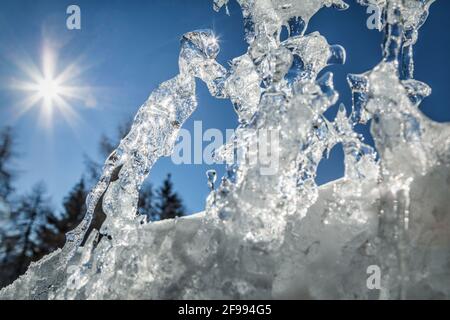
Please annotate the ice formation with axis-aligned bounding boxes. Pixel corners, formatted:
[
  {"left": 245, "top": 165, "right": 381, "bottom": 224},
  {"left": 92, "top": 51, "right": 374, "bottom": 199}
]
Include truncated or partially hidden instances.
[{"left": 1, "top": 0, "right": 449, "bottom": 299}]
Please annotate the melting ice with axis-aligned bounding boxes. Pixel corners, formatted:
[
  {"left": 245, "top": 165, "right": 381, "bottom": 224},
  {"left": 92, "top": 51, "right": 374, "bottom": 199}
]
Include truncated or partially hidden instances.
[{"left": 1, "top": 0, "right": 449, "bottom": 300}]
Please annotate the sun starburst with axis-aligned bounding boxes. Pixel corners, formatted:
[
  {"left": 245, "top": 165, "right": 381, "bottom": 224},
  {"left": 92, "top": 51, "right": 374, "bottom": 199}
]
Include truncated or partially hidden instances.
[{"left": 11, "top": 44, "right": 93, "bottom": 128}]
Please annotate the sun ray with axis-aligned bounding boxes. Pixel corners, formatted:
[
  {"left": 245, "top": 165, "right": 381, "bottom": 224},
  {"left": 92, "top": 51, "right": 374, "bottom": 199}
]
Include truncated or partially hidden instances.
[
  {"left": 54, "top": 95, "right": 82, "bottom": 129},
  {"left": 13, "top": 94, "right": 43, "bottom": 119}
]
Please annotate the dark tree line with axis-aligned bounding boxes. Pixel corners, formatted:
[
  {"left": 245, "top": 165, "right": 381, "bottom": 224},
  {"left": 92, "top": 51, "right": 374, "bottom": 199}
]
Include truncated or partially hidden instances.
[
  {"left": 0, "top": 124, "right": 185, "bottom": 288},
  {"left": 0, "top": 127, "right": 14, "bottom": 199}
]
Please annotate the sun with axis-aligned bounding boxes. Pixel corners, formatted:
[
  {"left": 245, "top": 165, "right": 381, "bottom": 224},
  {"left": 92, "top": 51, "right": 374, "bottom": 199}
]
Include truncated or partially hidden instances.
[
  {"left": 11, "top": 44, "right": 91, "bottom": 128},
  {"left": 37, "top": 77, "right": 62, "bottom": 101}
]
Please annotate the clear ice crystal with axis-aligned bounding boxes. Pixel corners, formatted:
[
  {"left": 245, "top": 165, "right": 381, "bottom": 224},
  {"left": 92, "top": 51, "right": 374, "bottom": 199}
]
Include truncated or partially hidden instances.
[{"left": 1, "top": 0, "right": 449, "bottom": 300}]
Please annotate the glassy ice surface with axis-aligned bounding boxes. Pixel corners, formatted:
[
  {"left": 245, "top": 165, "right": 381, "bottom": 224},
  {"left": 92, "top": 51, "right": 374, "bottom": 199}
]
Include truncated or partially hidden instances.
[{"left": 1, "top": 0, "right": 449, "bottom": 299}]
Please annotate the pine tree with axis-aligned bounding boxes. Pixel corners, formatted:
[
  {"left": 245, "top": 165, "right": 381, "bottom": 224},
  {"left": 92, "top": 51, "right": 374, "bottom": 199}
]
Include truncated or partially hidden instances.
[
  {"left": 61, "top": 178, "right": 87, "bottom": 233},
  {"left": 0, "top": 127, "right": 19, "bottom": 287},
  {"left": 42, "top": 178, "right": 88, "bottom": 249},
  {"left": 0, "top": 183, "right": 63, "bottom": 287},
  {"left": 13, "top": 183, "right": 54, "bottom": 275},
  {"left": 0, "top": 127, "right": 14, "bottom": 200},
  {"left": 0, "top": 126, "right": 15, "bottom": 265},
  {"left": 157, "top": 174, "right": 185, "bottom": 220},
  {"left": 138, "top": 183, "right": 158, "bottom": 221}
]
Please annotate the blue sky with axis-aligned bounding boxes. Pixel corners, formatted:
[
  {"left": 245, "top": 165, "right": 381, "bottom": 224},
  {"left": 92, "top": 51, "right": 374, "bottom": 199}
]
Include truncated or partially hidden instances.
[{"left": 0, "top": 0, "right": 449, "bottom": 214}]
